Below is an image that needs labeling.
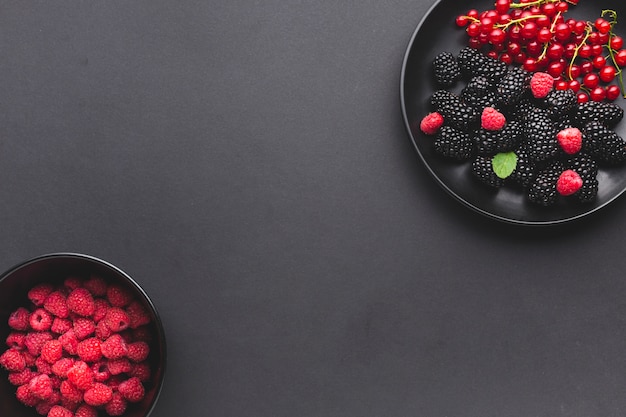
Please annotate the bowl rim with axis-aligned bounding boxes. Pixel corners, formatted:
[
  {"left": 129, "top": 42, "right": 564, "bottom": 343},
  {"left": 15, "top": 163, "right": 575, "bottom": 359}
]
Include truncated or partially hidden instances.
[{"left": 0, "top": 252, "right": 167, "bottom": 417}]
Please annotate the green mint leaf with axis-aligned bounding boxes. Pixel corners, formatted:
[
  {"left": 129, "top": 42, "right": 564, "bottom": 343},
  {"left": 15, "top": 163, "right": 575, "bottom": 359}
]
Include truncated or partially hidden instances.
[{"left": 492, "top": 152, "right": 518, "bottom": 179}]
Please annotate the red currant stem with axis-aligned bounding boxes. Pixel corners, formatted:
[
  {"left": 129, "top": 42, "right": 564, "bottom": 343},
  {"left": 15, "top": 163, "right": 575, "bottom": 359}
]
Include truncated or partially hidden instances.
[
  {"left": 567, "top": 23, "right": 592, "bottom": 80},
  {"left": 496, "top": 14, "right": 548, "bottom": 31},
  {"left": 509, "top": 0, "right": 560, "bottom": 9},
  {"left": 537, "top": 12, "right": 563, "bottom": 62},
  {"left": 461, "top": 15, "right": 481, "bottom": 24}
]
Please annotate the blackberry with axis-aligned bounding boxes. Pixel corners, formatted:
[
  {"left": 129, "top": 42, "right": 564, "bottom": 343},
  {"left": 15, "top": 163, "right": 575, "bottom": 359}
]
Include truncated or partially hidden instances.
[
  {"left": 582, "top": 121, "right": 626, "bottom": 165},
  {"left": 495, "top": 67, "right": 530, "bottom": 106},
  {"left": 434, "top": 126, "right": 474, "bottom": 160},
  {"left": 432, "top": 52, "right": 461, "bottom": 87},
  {"left": 463, "top": 76, "right": 493, "bottom": 97},
  {"left": 472, "top": 155, "right": 504, "bottom": 187},
  {"left": 473, "top": 120, "right": 523, "bottom": 155},
  {"left": 509, "top": 98, "right": 537, "bottom": 124},
  {"left": 544, "top": 89, "right": 577, "bottom": 119},
  {"left": 528, "top": 161, "right": 564, "bottom": 206},
  {"left": 462, "top": 90, "right": 498, "bottom": 111},
  {"left": 457, "top": 47, "right": 507, "bottom": 82},
  {"left": 566, "top": 154, "right": 599, "bottom": 203},
  {"left": 523, "top": 108, "right": 559, "bottom": 162},
  {"left": 508, "top": 145, "right": 536, "bottom": 188},
  {"left": 573, "top": 101, "right": 625, "bottom": 128},
  {"left": 430, "top": 90, "right": 456, "bottom": 108},
  {"left": 430, "top": 90, "right": 479, "bottom": 131}
]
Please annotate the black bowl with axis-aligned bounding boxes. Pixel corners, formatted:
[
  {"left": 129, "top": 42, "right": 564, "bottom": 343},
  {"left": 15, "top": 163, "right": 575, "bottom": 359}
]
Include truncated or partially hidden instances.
[
  {"left": 401, "top": 0, "right": 626, "bottom": 225},
  {"left": 0, "top": 253, "right": 166, "bottom": 417}
]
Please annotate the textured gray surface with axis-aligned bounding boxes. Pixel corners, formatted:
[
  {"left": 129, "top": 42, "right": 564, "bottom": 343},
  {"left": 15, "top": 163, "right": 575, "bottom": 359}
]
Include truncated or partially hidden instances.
[{"left": 1, "top": 1, "right": 626, "bottom": 416}]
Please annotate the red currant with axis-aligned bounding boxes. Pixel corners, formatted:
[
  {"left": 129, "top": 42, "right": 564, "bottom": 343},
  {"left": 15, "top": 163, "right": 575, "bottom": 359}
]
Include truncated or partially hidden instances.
[
  {"left": 606, "top": 85, "right": 621, "bottom": 101},
  {"left": 591, "top": 44, "right": 603, "bottom": 57},
  {"left": 537, "top": 28, "right": 552, "bottom": 43},
  {"left": 568, "top": 80, "right": 581, "bottom": 92},
  {"left": 568, "top": 64, "right": 581, "bottom": 79},
  {"left": 573, "top": 20, "right": 587, "bottom": 36},
  {"left": 521, "top": 21, "right": 538, "bottom": 40},
  {"left": 546, "top": 43, "right": 564, "bottom": 60},
  {"left": 456, "top": 15, "right": 470, "bottom": 27},
  {"left": 555, "top": 2, "right": 568, "bottom": 13},
  {"left": 523, "top": 57, "right": 538, "bottom": 72},
  {"left": 598, "top": 32, "right": 610, "bottom": 45},
  {"left": 590, "top": 86, "right": 606, "bottom": 102},
  {"left": 554, "top": 23, "right": 571, "bottom": 42},
  {"left": 578, "top": 44, "right": 592, "bottom": 59},
  {"left": 495, "top": 0, "right": 511, "bottom": 14},
  {"left": 467, "top": 23, "right": 481, "bottom": 37},
  {"left": 577, "top": 92, "right": 589, "bottom": 103},
  {"left": 489, "top": 28, "right": 507, "bottom": 44},
  {"left": 526, "top": 41, "right": 543, "bottom": 57},
  {"left": 595, "top": 18, "right": 611, "bottom": 34},
  {"left": 592, "top": 56, "right": 606, "bottom": 69},
  {"left": 616, "top": 49, "right": 626, "bottom": 67},
  {"left": 467, "top": 9, "right": 479, "bottom": 19},
  {"left": 583, "top": 73, "right": 600, "bottom": 89},
  {"left": 610, "top": 35, "right": 624, "bottom": 50},
  {"left": 555, "top": 80, "right": 568, "bottom": 90},
  {"left": 599, "top": 65, "right": 616, "bottom": 83},
  {"left": 500, "top": 52, "right": 514, "bottom": 65},
  {"left": 580, "top": 61, "right": 593, "bottom": 74}
]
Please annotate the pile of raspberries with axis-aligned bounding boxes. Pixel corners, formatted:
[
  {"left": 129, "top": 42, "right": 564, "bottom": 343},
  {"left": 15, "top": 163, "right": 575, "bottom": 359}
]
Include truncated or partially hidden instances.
[{"left": 0, "top": 276, "right": 153, "bottom": 417}]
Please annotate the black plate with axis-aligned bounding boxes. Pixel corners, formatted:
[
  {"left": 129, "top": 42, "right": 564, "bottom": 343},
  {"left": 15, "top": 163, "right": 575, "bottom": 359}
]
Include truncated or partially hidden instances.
[{"left": 401, "top": 0, "right": 626, "bottom": 225}]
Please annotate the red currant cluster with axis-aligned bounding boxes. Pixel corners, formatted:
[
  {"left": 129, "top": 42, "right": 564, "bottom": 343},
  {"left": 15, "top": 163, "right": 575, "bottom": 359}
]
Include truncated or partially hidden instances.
[{"left": 456, "top": 0, "right": 625, "bottom": 103}]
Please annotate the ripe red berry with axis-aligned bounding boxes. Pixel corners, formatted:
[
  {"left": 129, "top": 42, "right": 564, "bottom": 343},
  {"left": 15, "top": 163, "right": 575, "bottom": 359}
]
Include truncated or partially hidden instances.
[
  {"left": 101, "top": 334, "right": 128, "bottom": 360},
  {"left": 615, "top": 49, "right": 626, "bottom": 67},
  {"left": 592, "top": 56, "right": 606, "bottom": 69},
  {"left": 75, "top": 405, "right": 99, "bottom": 417},
  {"left": 583, "top": 73, "right": 600, "bottom": 89},
  {"left": 590, "top": 86, "right": 607, "bottom": 102},
  {"left": 44, "top": 291, "right": 70, "bottom": 319},
  {"left": 28, "top": 283, "right": 54, "bottom": 306},
  {"left": 67, "top": 360, "right": 94, "bottom": 390},
  {"left": 105, "top": 392, "right": 128, "bottom": 416},
  {"left": 51, "top": 357, "right": 75, "bottom": 378},
  {"left": 554, "top": 22, "right": 571, "bottom": 42},
  {"left": 105, "top": 308, "right": 130, "bottom": 332},
  {"left": 606, "top": 84, "right": 621, "bottom": 101},
  {"left": 595, "top": 18, "right": 611, "bottom": 34},
  {"left": 28, "top": 373, "right": 53, "bottom": 400},
  {"left": 30, "top": 308, "right": 53, "bottom": 331},
  {"left": 557, "top": 128, "right": 583, "bottom": 155},
  {"left": 118, "top": 377, "right": 145, "bottom": 403},
  {"left": 521, "top": 21, "right": 538, "bottom": 40},
  {"left": 0, "top": 349, "right": 26, "bottom": 372},
  {"left": 456, "top": 15, "right": 469, "bottom": 27},
  {"left": 41, "top": 339, "right": 63, "bottom": 364},
  {"left": 577, "top": 92, "right": 589, "bottom": 103},
  {"left": 495, "top": 0, "right": 511, "bottom": 14},
  {"left": 546, "top": 43, "right": 564, "bottom": 60},
  {"left": 599, "top": 65, "right": 616, "bottom": 83},
  {"left": 67, "top": 287, "right": 96, "bottom": 317},
  {"left": 557, "top": 170, "right": 583, "bottom": 196},
  {"left": 489, "top": 28, "right": 506, "bottom": 44},
  {"left": 610, "top": 35, "right": 624, "bottom": 50},
  {"left": 84, "top": 382, "right": 114, "bottom": 407},
  {"left": 47, "top": 405, "right": 74, "bottom": 417},
  {"left": 107, "top": 285, "right": 134, "bottom": 308},
  {"left": 8, "top": 307, "right": 31, "bottom": 331},
  {"left": 77, "top": 337, "right": 103, "bottom": 362}
]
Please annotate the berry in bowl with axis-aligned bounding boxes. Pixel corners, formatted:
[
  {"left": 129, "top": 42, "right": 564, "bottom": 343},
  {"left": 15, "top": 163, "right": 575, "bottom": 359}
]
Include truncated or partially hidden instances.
[{"left": 0, "top": 253, "right": 166, "bottom": 417}]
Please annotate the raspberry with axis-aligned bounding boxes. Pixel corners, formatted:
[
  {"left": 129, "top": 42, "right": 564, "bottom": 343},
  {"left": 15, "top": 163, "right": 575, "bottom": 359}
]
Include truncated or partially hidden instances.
[
  {"left": 75, "top": 404, "right": 99, "bottom": 417},
  {"left": 480, "top": 106, "right": 506, "bottom": 130},
  {"left": 419, "top": 112, "right": 444, "bottom": 135},
  {"left": 127, "top": 341, "right": 150, "bottom": 362},
  {"left": 67, "top": 360, "right": 94, "bottom": 390},
  {"left": 131, "top": 326, "right": 153, "bottom": 343},
  {"left": 129, "top": 362, "right": 151, "bottom": 382},
  {"left": 0, "top": 349, "right": 26, "bottom": 372},
  {"left": 60, "top": 379, "right": 84, "bottom": 402},
  {"left": 41, "top": 339, "right": 63, "bottom": 364},
  {"left": 28, "top": 283, "right": 54, "bottom": 306},
  {"left": 76, "top": 337, "right": 102, "bottom": 363},
  {"left": 126, "top": 301, "right": 151, "bottom": 329},
  {"left": 118, "top": 377, "right": 145, "bottom": 402},
  {"left": 92, "top": 361, "right": 111, "bottom": 382},
  {"left": 36, "top": 355, "right": 53, "bottom": 374},
  {"left": 101, "top": 334, "right": 128, "bottom": 359},
  {"left": 105, "top": 391, "right": 128, "bottom": 416},
  {"left": 28, "top": 373, "right": 53, "bottom": 400},
  {"left": 44, "top": 291, "right": 70, "bottom": 319},
  {"left": 24, "top": 331, "right": 53, "bottom": 356},
  {"left": 48, "top": 405, "right": 74, "bottom": 417},
  {"left": 107, "top": 358, "right": 132, "bottom": 375},
  {"left": 557, "top": 169, "right": 584, "bottom": 196},
  {"left": 93, "top": 298, "right": 110, "bottom": 323},
  {"left": 8, "top": 307, "right": 31, "bottom": 331},
  {"left": 107, "top": 284, "right": 134, "bottom": 308},
  {"left": 64, "top": 276, "right": 83, "bottom": 290},
  {"left": 30, "top": 308, "right": 53, "bottom": 331},
  {"left": 58, "top": 329, "right": 79, "bottom": 356},
  {"left": 104, "top": 307, "right": 130, "bottom": 332},
  {"left": 36, "top": 399, "right": 56, "bottom": 416},
  {"left": 51, "top": 317, "right": 73, "bottom": 334},
  {"left": 95, "top": 320, "right": 113, "bottom": 340},
  {"left": 8, "top": 368, "right": 37, "bottom": 385},
  {"left": 83, "top": 275, "right": 108, "bottom": 297},
  {"left": 52, "top": 357, "right": 75, "bottom": 378},
  {"left": 67, "top": 288, "right": 96, "bottom": 317},
  {"left": 530, "top": 72, "right": 554, "bottom": 98},
  {"left": 22, "top": 351, "right": 37, "bottom": 367},
  {"left": 6, "top": 331, "right": 26, "bottom": 350},
  {"left": 557, "top": 127, "right": 583, "bottom": 154},
  {"left": 73, "top": 318, "right": 96, "bottom": 340},
  {"left": 16, "top": 383, "right": 39, "bottom": 406},
  {"left": 60, "top": 397, "right": 81, "bottom": 412},
  {"left": 84, "top": 382, "right": 113, "bottom": 406}
]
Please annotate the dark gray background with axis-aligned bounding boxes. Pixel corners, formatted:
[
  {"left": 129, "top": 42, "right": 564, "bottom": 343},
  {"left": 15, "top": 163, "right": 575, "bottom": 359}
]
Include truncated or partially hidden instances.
[{"left": 1, "top": 1, "right": 626, "bottom": 416}]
